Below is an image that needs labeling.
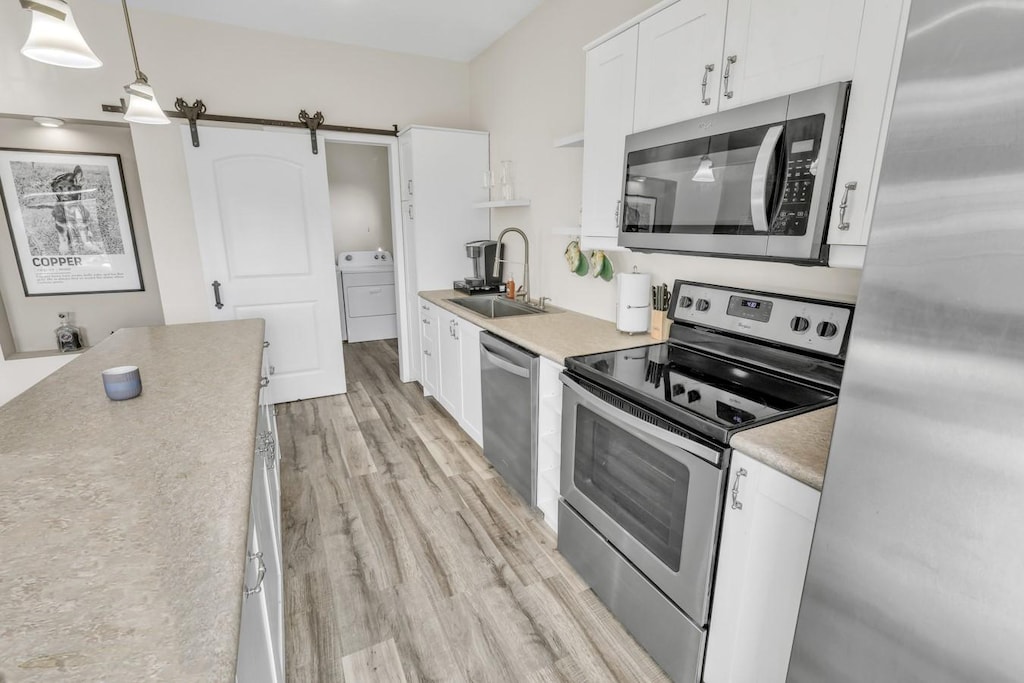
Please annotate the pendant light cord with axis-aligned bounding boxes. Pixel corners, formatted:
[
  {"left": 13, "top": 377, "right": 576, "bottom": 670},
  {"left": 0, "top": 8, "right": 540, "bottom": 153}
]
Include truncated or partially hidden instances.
[{"left": 121, "top": 0, "right": 144, "bottom": 81}]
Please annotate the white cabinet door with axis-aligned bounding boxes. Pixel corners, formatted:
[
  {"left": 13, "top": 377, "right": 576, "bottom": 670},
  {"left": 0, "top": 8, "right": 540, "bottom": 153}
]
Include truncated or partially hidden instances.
[
  {"left": 436, "top": 309, "right": 462, "bottom": 419},
  {"left": 828, "top": 0, "right": 910, "bottom": 267},
  {"left": 419, "top": 298, "right": 439, "bottom": 397},
  {"left": 399, "top": 135, "right": 414, "bottom": 201},
  {"left": 183, "top": 126, "right": 346, "bottom": 403},
  {"left": 704, "top": 451, "right": 820, "bottom": 683},
  {"left": 581, "top": 25, "right": 639, "bottom": 251},
  {"left": 720, "top": 0, "right": 864, "bottom": 110},
  {"left": 236, "top": 513, "right": 275, "bottom": 683},
  {"left": 457, "top": 318, "right": 483, "bottom": 446},
  {"left": 633, "top": 0, "right": 728, "bottom": 132}
]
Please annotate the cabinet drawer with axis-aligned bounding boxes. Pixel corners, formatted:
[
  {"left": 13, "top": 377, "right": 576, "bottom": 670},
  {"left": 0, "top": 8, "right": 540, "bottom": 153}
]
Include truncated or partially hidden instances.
[{"left": 346, "top": 284, "right": 397, "bottom": 318}]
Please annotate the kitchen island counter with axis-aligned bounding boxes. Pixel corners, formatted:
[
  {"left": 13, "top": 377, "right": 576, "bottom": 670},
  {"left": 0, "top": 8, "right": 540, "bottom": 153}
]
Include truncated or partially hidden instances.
[
  {"left": 0, "top": 320, "right": 265, "bottom": 682},
  {"left": 730, "top": 406, "right": 837, "bottom": 491},
  {"left": 419, "top": 289, "right": 657, "bottom": 364}
]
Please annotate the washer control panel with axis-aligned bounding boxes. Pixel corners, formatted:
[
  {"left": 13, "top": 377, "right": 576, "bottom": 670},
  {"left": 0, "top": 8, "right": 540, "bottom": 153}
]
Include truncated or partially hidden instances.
[{"left": 670, "top": 281, "right": 852, "bottom": 357}]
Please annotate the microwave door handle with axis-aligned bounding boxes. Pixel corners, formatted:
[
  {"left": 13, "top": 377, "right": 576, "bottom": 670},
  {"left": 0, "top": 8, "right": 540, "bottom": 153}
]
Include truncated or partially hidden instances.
[
  {"left": 750, "top": 124, "right": 784, "bottom": 233},
  {"left": 562, "top": 376, "right": 720, "bottom": 466}
]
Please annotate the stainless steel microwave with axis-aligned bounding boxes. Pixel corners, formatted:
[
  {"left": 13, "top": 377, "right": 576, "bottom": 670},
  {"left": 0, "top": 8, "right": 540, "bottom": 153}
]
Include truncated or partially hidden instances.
[{"left": 618, "top": 82, "right": 850, "bottom": 265}]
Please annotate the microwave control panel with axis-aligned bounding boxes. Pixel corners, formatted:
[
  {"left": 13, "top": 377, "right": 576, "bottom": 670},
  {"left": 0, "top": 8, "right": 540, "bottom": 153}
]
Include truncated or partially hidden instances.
[
  {"left": 670, "top": 281, "right": 852, "bottom": 358},
  {"left": 771, "top": 114, "right": 826, "bottom": 237}
]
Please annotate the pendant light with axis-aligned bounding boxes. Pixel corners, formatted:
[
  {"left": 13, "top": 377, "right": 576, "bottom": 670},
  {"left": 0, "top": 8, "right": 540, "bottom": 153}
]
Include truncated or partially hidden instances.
[
  {"left": 120, "top": 0, "right": 169, "bottom": 125},
  {"left": 692, "top": 155, "right": 715, "bottom": 183},
  {"left": 19, "top": 0, "right": 102, "bottom": 69}
]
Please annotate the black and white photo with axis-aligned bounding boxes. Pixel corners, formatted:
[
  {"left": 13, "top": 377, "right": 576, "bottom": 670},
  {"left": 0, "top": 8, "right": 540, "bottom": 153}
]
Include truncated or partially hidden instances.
[{"left": 0, "top": 148, "right": 143, "bottom": 295}]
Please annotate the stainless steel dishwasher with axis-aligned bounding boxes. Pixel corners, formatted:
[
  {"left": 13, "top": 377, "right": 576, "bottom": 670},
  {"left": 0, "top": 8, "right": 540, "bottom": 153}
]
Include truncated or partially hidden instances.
[{"left": 479, "top": 332, "right": 538, "bottom": 505}]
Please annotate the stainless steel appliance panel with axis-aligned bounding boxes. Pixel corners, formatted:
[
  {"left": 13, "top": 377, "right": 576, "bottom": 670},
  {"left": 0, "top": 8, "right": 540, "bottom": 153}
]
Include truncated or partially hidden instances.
[
  {"left": 620, "top": 82, "right": 848, "bottom": 263},
  {"left": 790, "top": 2, "right": 1024, "bottom": 681},
  {"left": 558, "top": 500, "right": 706, "bottom": 683},
  {"left": 560, "top": 376, "right": 726, "bottom": 624},
  {"left": 480, "top": 332, "right": 538, "bottom": 505}
]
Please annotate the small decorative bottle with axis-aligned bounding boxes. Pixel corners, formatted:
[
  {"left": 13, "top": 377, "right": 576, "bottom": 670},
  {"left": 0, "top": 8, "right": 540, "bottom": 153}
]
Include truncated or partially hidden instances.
[{"left": 55, "top": 312, "right": 82, "bottom": 352}]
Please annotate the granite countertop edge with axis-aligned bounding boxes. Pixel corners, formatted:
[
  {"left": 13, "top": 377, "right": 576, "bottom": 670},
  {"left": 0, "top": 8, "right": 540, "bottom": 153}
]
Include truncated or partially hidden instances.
[{"left": 729, "top": 405, "right": 838, "bottom": 491}]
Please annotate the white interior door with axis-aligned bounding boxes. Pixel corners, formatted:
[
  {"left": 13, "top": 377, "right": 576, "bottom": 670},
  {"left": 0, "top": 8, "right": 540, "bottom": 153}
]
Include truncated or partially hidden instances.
[{"left": 183, "top": 126, "right": 346, "bottom": 402}]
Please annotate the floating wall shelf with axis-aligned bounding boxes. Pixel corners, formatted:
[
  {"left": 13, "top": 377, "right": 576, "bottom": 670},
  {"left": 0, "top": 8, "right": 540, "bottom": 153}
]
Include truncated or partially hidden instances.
[
  {"left": 473, "top": 199, "right": 532, "bottom": 209},
  {"left": 553, "top": 132, "right": 584, "bottom": 148}
]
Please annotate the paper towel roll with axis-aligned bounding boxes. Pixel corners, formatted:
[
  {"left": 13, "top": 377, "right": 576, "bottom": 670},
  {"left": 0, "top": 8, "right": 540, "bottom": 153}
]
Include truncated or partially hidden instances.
[{"left": 616, "top": 271, "right": 651, "bottom": 334}]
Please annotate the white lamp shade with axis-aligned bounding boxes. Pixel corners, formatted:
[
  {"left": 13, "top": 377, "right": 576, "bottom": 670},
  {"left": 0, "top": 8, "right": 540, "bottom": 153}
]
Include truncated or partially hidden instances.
[
  {"left": 692, "top": 156, "right": 715, "bottom": 183},
  {"left": 124, "top": 82, "right": 171, "bottom": 125},
  {"left": 20, "top": 0, "right": 102, "bottom": 69}
]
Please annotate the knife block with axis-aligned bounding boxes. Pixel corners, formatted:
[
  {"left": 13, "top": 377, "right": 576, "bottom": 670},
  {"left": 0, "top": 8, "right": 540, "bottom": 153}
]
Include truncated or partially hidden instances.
[{"left": 650, "top": 310, "right": 671, "bottom": 341}]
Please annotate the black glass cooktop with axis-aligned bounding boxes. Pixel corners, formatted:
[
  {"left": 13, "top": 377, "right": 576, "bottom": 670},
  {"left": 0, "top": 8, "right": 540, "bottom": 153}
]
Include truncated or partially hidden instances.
[{"left": 565, "top": 341, "right": 837, "bottom": 444}]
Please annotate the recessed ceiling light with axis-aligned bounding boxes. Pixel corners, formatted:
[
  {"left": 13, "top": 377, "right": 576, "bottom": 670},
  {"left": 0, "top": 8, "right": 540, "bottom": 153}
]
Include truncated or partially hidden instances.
[{"left": 33, "top": 116, "right": 65, "bottom": 128}]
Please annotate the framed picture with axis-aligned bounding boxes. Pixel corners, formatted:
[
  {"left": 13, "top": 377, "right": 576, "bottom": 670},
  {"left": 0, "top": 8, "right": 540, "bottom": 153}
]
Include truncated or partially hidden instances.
[
  {"left": 0, "top": 148, "right": 144, "bottom": 296},
  {"left": 624, "top": 194, "right": 657, "bottom": 233}
]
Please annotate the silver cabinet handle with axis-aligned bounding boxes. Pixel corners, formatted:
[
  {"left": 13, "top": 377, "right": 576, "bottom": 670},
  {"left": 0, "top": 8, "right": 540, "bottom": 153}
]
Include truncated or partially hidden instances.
[
  {"left": 837, "top": 181, "right": 858, "bottom": 230},
  {"left": 731, "top": 467, "right": 748, "bottom": 510},
  {"left": 614, "top": 199, "right": 622, "bottom": 227},
  {"left": 407, "top": 204, "right": 414, "bottom": 220},
  {"left": 263, "top": 340, "right": 270, "bottom": 348},
  {"left": 453, "top": 320, "right": 459, "bottom": 340},
  {"left": 701, "top": 63, "right": 715, "bottom": 105},
  {"left": 421, "top": 303, "right": 429, "bottom": 310},
  {"left": 407, "top": 179, "right": 413, "bottom": 195},
  {"left": 723, "top": 55, "right": 737, "bottom": 99},
  {"left": 422, "top": 317, "right": 429, "bottom": 324},
  {"left": 212, "top": 280, "right": 224, "bottom": 310},
  {"left": 260, "top": 376, "right": 270, "bottom": 387},
  {"left": 268, "top": 365, "right": 275, "bottom": 375},
  {"left": 244, "top": 551, "right": 266, "bottom": 598},
  {"left": 626, "top": 303, "right": 650, "bottom": 310},
  {"left": 424, "top": 349, "right": 432, "bottom": 356}
]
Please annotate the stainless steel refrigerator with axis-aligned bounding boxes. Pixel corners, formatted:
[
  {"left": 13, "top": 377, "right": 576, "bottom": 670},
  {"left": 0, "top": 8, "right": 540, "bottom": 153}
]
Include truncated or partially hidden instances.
[{"left": 789, "top": 1, "right": 1024, "bottom": 681}]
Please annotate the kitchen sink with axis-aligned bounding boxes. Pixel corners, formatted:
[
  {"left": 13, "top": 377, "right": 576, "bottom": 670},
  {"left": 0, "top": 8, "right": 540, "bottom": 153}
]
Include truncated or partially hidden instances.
[{"left": 447, "top": 296, "right": 547, "bottom": 318}]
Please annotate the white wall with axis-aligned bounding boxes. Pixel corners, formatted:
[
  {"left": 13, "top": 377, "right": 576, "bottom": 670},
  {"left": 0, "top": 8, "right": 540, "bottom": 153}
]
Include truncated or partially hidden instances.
[
  {"left": 0, "top": 117, "right": 165, "bottom": 351},
  {"left": 469, "top": 0, "right": 862, "bottom": 322},
  {"left": 325, "top": 142, "right": 393, "bottom": 254},
  {"left": 0, "top": 0, "right": 473, "bottom": 324}
]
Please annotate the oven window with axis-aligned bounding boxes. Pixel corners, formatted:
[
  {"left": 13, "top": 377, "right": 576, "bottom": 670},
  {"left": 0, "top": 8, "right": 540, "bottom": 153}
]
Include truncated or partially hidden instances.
[{"left": 574, "top": 406, "right": 689, "bottom": 571}]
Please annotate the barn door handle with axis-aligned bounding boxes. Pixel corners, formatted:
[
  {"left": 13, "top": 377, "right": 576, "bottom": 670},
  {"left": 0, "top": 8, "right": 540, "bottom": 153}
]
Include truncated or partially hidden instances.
[{"left": 212, "top": 280, "right": 224, "bottom": 309}]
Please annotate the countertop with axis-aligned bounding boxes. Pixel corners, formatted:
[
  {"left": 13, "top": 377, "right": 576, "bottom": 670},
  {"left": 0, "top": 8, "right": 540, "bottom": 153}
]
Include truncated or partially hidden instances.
[
  {"left": 730, "top": 406, "right": 837, "bottom": 491},
  {"left": 419, "top": 290, "right": 659, "bottom": 364},
  {"left": 0, "top": 320, "right": 265, "bottom": 682}
]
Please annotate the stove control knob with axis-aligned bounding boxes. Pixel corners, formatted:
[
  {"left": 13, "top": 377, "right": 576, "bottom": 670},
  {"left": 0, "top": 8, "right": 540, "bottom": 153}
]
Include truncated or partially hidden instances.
[
  {"left": 695, "top": 299, "right": 711, "bottom": 312},
  {"left": 790, "top": 316, "right": 810, "bottom": 333},
  {"left": 687, "top": 389, "right": 701, "bottom": 404},
  {"left": 374, "top": 254, "right": 380, "bottom": 260},
  {"left": 680, "top": 296, "right": 694, "bottom": 309},
  {"left": 344, "top": 254, "right": 353, "bottom": 261},
  {"left": 672, "top": 383, "right": 686, "bottom": 397},
  {"left": 817, "top": 321, "right": 839, "bottom": 338}
]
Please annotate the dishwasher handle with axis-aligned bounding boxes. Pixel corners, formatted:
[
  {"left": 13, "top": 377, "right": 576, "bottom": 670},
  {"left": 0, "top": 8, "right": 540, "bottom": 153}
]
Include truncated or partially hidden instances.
[{"left": 481, "top": 345, "right": 530, "bottom": 378}]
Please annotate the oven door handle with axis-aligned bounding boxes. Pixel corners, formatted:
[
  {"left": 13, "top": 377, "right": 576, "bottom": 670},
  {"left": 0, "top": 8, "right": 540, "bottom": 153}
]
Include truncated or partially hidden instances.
[
  {"left": 562, "top": 376, "right": 720, "bottom": 466},
  {"left": 750, "top": 124, "right": 784, "bottom": 234}
]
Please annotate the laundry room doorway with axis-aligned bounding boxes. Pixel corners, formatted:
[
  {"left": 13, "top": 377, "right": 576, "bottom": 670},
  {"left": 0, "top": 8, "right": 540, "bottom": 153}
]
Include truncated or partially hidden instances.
[{"left": 323, "top": 138, "right": 406, "bottom": 388}]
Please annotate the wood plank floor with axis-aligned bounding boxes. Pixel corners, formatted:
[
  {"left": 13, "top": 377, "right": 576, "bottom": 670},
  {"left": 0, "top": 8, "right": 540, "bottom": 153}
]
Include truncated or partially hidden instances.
[{"left": 278, "top": 339, "right": 670, "bottom": 683}]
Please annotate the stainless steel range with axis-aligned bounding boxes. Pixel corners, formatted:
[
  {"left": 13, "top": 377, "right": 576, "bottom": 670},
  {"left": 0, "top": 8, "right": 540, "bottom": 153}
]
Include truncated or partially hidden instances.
[{"left": 557, "top": 280, "right": 853, "bottom": 683}]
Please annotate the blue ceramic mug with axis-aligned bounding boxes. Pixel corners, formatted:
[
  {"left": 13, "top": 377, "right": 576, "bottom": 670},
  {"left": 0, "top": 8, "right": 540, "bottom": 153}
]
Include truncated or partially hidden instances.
[{"left": 102, "top": 366, "right": 142, "bottom": 401}]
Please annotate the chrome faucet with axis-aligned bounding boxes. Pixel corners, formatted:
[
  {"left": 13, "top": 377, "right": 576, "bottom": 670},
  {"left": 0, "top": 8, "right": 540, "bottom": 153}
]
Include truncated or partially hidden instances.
[{"left": 492, "top": 226, "right": 530, "bottom": 301}]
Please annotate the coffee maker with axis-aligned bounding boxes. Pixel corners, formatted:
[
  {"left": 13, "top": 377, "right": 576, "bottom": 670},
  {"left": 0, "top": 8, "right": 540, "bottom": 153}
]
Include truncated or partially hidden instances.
[{"left": 454, "top": 240, "right": 505, "bottom": 295}]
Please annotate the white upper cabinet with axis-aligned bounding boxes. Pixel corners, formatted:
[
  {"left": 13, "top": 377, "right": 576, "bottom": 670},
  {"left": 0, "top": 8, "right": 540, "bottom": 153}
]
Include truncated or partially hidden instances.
[
  {"left": 580, "top": 25, "right": 639, "bottom": 251},
  {"left": 827, "top": 0, "right": 911, "bottom": 267},
  {"left": 633, "top": 0, "right": 728, "bottom": 132},
  {"left": 719, "top": 0, "right": 864, "bottom": 110}
]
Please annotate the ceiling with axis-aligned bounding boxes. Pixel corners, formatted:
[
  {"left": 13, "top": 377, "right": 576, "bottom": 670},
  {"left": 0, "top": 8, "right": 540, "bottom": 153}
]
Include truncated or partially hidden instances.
[{"left": 111, "top": 0, "right": 545, "bottom": 62}]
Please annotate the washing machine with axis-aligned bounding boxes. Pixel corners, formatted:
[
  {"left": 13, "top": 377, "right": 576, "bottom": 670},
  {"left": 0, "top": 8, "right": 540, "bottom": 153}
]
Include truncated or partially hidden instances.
[{"left": 337, "top": 250, "right": 398, "bottom": 343}]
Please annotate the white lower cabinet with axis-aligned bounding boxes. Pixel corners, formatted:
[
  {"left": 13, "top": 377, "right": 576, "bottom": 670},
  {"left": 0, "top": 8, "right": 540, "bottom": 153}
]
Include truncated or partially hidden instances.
[
  {"left": 704, "top": 450, "right": 820, "bottom": 683},
  {"left": 457, "top": 318, "right": 484, "bottom": 446},
  {"left": 237, "top": 352, "right": 284, "bottom": 683},
  {"left": 419, "top": 298, "right": 439, "bottom": 397},
  {"left": 419, "top": 301, "right": 484, "bottom": 447},
  {"left": 535, "top": 358, "right": 564, "bottom": 532}
]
